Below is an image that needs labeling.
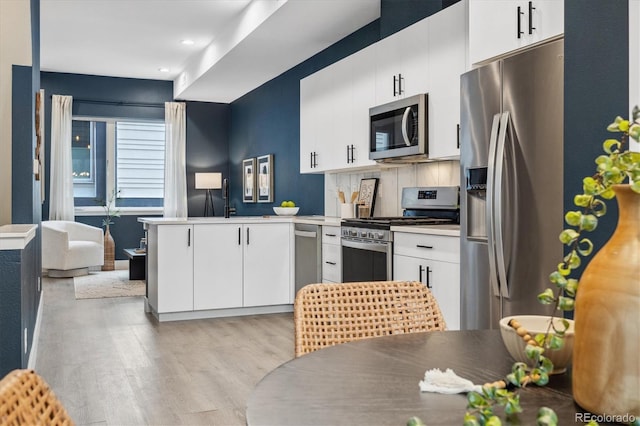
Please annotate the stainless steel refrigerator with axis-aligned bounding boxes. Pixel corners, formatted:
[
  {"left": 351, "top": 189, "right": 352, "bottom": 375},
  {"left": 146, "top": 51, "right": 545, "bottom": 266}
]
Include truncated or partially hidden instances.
[{"left": 460, "top": 39, "right": 564, "bottom": 330}]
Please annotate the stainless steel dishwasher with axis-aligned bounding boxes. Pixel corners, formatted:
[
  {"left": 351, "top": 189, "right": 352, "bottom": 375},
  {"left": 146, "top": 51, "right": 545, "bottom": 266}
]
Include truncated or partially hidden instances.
[{"left": 294, "top": 223, "right": 322, "bottom": 295}]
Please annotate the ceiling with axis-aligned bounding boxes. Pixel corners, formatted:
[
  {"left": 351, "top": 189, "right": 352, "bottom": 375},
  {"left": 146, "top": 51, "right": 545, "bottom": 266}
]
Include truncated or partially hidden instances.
[{"left": 40, "top": 0, "right": 380, "bottom": 103}]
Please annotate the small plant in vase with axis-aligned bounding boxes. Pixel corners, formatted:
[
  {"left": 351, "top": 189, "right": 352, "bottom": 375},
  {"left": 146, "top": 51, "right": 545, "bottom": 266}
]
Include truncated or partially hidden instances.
[
  {"left": 97, "top": 189, "right": 121, "bottom": 271},
  {"left": 460, "top": 107, "right": 640, "bottom": 426}
]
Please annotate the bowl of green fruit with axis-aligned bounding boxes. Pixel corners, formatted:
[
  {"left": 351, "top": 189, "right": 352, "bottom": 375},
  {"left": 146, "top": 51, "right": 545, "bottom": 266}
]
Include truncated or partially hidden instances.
[{"left": 273, "top": 201, "right": 299, "bottom": 216}]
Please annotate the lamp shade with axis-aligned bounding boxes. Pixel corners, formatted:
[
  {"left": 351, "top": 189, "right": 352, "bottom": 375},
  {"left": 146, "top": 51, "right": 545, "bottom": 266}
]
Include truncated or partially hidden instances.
[{"left": 195, "top": 172, "right": 222, "bottom": 189}]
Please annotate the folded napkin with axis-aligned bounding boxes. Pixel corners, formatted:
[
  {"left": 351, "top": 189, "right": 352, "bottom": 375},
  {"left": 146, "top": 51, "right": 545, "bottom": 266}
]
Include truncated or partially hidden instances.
[{"left": 419, "top": 368, "right": 483, "bottom": 394}]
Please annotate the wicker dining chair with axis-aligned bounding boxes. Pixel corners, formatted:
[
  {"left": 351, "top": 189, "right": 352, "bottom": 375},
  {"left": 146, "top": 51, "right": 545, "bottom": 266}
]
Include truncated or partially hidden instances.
[
  {"left": 294, "top": 281, "right": 446, "bottom": 357},
  {"left": 0, "top": 369, "right": 74, "bottom": 426}
]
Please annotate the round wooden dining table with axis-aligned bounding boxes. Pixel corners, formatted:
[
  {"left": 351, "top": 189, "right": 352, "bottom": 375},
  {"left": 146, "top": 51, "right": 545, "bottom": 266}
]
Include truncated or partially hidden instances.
[{"left": 247, "top": 330, "right": 602, "bottom": 425}]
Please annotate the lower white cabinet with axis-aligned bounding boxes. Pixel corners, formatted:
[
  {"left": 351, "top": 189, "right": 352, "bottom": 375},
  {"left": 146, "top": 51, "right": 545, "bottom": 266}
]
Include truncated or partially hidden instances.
[
  {"left": 243, "top": 223, "right": 292, "bottom": 307},
  {"left": 147, "top": 221, "right": 293, "bottom": 317},
  {"left": 321, "top": 225, "right": 342, "bottom": 283},
  {"left": 155, "top": 224, "right": 194, "bottom": 313},
  {"left": 194, "top": 224, "right": 243, "bottom": 310},
  {"left": 393, "top": 232, "right": 460, "bottom": 329}
]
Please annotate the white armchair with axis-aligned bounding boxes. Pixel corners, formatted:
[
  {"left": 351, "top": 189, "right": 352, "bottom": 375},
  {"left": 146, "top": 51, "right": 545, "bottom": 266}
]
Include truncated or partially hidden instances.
[{"left": 42, "top": 220, "right": 104, "bottom": 277}]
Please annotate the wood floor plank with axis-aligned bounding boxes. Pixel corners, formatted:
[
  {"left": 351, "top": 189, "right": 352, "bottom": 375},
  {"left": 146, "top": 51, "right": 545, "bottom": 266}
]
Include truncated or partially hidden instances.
[{"left": 36, "top": 276, "right": 294, "bottom": 425}]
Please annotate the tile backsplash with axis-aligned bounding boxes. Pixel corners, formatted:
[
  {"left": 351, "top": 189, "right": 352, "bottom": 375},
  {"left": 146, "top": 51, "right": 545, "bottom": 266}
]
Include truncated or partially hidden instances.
[{"left": 324, "top": 160, "right": 460, "bottom": 217}]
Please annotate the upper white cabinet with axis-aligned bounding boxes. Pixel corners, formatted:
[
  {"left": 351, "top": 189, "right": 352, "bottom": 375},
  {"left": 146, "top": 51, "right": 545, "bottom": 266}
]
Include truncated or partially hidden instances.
[
  {"left": 427, "top": 1, "right": 468, "bottom": 159},
  {"left": 469, "top": 0, "right": 564, "bottom": 65},
  {"left": 374, "top": 19, "right": 430, "bottom": 105},
  {"left": 300, "top": 45, "right": 377, "bottom": 173}
]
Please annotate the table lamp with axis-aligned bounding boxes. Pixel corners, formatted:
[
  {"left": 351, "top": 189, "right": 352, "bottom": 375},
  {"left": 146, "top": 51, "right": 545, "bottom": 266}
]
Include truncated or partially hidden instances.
[{"left": 195, "top": 172, "right": 222, "bottom": 216}]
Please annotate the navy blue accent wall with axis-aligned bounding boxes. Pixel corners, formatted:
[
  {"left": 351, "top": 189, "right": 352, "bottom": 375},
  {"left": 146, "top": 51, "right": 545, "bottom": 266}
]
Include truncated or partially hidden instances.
[
  {"left": 380, "top": 0, "right": 450, "bottom": 38},
  {"left": 229, "top": 21, "right": 382, "bottom": 216},
  {"left": 185, "top": 101, "right": 230, "bottom": 217},
  {"left": 564, "top": 1, "right": 629, "bottom": 270}
]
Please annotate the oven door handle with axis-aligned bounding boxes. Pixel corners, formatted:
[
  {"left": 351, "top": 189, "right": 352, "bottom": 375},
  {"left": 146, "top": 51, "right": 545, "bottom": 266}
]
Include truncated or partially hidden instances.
[{"left": 341, "top": 239, "right": 389, "bottom": 254}]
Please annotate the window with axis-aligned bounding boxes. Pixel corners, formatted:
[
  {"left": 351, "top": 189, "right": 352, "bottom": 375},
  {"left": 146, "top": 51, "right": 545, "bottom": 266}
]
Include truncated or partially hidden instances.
[{"left": 72, "top": 117, "right": 165, "bottom": 210}]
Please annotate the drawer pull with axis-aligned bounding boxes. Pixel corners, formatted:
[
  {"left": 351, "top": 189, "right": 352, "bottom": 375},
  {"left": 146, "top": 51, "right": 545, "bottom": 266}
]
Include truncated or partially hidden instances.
[
  {"left": 325, "top": 261, "right": 337, "bottom": 265},
  {"left": 416, "top": 244, "right": 433, "bottom": 249},
  {"left": 325, "top": 233, "right": 337, "bottom": 237}
]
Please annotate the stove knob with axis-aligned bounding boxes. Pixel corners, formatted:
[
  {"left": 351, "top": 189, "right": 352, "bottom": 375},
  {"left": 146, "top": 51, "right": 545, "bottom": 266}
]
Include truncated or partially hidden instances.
[
  {"left": 350, "top": 230, "right": 358, "bottom": 237},
  {"left": 367, "top": 232, "right": 374, "bottom": 239},
  {"left": 360, "top": 230, "right": 367, "bottom": 238},
  {"left": 376, "top": 232, "right": 384, "bottom": 240}
]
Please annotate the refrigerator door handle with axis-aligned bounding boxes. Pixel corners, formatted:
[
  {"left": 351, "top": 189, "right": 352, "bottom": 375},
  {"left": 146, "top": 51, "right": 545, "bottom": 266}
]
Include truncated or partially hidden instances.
[
  {"left": 486, "top": 113, "right": 502, "bottom": 299},
  {"left": 494, "top": 112, "right": 511, "bottom": 299}
]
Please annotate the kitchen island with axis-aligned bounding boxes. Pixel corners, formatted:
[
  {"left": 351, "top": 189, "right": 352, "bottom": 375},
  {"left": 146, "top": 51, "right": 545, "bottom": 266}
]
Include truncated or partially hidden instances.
[{"left": 138, "top": 216, "right": 337, "bottom": 322}]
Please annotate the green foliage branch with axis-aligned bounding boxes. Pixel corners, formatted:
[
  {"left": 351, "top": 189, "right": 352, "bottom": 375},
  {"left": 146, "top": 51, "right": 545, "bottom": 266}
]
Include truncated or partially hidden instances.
[{"left": 96, "top": 189, "right": 121, "bottom": 227}]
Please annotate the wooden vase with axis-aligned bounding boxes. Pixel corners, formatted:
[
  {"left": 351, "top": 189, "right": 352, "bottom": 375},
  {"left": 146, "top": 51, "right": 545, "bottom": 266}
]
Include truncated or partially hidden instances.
[
  {"left": 572, "top": 184, "right": 640, "bottom": 416},
  {"left": 102, "top": 225, "right": 115, "bottom": 271}
]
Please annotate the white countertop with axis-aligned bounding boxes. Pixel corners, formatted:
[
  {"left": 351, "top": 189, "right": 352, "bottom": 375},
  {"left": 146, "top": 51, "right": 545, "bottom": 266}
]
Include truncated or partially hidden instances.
[
  {"left": 0, "top": 224, "right": 37, "bottom": 250},
  {"left": 138, "top": 215, "right": 342, "bottom": 226},
  {"left": 390, "top": 224, "right": 460, "bottom": 237}
]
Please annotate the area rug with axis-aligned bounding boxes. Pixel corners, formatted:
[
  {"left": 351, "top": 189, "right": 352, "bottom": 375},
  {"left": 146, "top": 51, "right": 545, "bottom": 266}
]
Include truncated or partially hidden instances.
[{"left": 74, "top": 269, "right": 145, "bottom": 300}]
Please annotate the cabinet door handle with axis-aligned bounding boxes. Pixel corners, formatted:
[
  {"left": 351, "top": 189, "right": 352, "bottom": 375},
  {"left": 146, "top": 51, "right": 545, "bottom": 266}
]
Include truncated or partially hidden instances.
[
  {"left": 398, "top": 73, "right": 404, "bottom": 95},
  {"left": 517, "top": 6, "right": 524, "bottom": 39},
  {"left": 238, "top": 227, "right": 241, "bottom": 245},
  {"left": 528, "top": 1, "right": 536, "bottom": 34},
  {"left": 457, "top": 123, "right": 460, "bottom": 149},
  {"left": 310, "top": 152, "right": 313, "bottom": 168},
  {"left": 346, "top": 145, "right": 351, "bottom": 163},
  {"left": 187, "top": 228, "right": 191, "bottom": 247},
  {"left": 393, "top": 75, "right": 398, "bottom": 96},
  {"left": 246, "top": 227, "right": 250, "bottom": 245},
  {"left": 426, "top": 266, "right": 432, "bottom": 288},
  {"left": 419, "top": 265, "right": 424, "bottom": 283},
  {"left": 325, "top": 261, "right": 336, "bottom": 265},
  {"left": 416, "top": 244, "right": 433, "bottom": 249}
]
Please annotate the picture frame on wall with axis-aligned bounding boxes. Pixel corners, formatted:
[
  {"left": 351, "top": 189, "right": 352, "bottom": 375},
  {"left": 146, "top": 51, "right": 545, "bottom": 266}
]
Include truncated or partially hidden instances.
[
  {"left": 242, "top": 158, "right": 256, "bottom": 203},
  {"left": 257, "top": 154, "right": 274, "bottom": 203}
]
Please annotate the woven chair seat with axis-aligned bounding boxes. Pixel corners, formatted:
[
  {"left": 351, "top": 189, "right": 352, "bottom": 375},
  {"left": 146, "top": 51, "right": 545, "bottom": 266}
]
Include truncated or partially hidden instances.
[
  {"left": 294, "top": 281, "right": 446, "bottom": 357},
  {"left": 0, "top": 369, "right": 74, "bottom": 426}
]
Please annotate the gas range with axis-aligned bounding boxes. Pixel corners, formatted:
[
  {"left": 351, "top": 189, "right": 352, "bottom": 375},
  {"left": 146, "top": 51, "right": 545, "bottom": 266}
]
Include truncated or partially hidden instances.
[{"left": 340, "top": 186, "right": 459, "bottom": 244}]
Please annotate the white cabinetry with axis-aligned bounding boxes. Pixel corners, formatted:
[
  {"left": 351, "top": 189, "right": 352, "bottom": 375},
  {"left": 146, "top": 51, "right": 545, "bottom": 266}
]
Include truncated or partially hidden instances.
[
  {"left": 243, "top": 223, "right": 292, "bottom": 307},
  {"left": 393, "top": 232, "right": 460, "bottom": 329},
  {"left": 321, "top": 225, "right": 342, "bottom": 283},
  {"left": 193, "top": 224, "right": 243, "bottom": 310},
  {"left": 469, "top": 0, "right": 564, "bottom": 65},
  {"left": 146, "top": 220, "right": 293, "bottom": 320},
  {"left": 374, "top": 19, "right": 430, "bottom": 105},
  {"left": 427, "top": 1, "right": 467, "bottom": 159},
  {"left": 154, "top": 224, "right": 194, "bottom": 313},
  {"left": 299, "top": 46, "right": 377, "bottom": 173}
]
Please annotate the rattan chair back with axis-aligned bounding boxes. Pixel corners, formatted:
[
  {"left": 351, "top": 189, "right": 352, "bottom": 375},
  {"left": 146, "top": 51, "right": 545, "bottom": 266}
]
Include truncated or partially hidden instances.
[
  {"left": 0, "top": 369, "right": 74, "bottom": 426},
  {"left": 294, "top": 281, "right": 446, "bottom": 357}
]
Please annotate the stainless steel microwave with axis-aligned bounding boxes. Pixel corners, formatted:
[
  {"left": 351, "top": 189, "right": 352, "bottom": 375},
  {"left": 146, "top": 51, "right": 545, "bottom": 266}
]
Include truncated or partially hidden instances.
[{"left": 369, "top": 93, "right": 428, "bottom": 162}]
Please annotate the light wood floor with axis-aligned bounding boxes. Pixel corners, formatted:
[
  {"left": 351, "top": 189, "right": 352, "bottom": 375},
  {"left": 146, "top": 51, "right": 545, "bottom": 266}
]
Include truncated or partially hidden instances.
[{"left": 36, "top": 276, "right": 295, "bottom": 426}]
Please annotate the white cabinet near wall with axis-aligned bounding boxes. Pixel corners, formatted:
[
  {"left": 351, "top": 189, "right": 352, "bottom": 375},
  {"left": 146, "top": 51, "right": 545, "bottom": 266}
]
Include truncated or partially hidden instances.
[
  {"left": 299, "top": 45, "right": 377, "bottom": 173},
  {"left": 193, "top": 224, "right": 243, "bottom": 310},
  {"left": 469, "top": 0, "right": 563, "bottom": 65},
  {"left": 393, "top": 231, "right": 460, "bottom": 329},
  {"left": 427, "top": 1, "right": 467, "bottom": 159},
  {"left": 153, "top": 224, "right": 194, "bottom": 313},
  {"left": 374, "top": 18, "right": 430, "bottom": 105},
  {"left": 243, "top": 223, "right": 292, "bottom": 307},
  {"left": 321, "top": 225, "right": 342, "bottom": 283}
]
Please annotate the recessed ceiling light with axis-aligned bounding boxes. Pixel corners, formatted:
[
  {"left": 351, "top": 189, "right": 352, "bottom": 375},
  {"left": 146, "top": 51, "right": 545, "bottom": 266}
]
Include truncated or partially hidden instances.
[
  {"left": 158, "top": 67, "right": 170, "bottom": 73},
  {"left": 181, "top": 39, "right": 195, "bottom": 45}
]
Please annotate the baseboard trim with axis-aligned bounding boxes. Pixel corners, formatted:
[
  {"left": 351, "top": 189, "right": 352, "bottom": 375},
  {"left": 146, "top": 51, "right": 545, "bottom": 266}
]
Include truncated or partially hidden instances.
[
  {"left": 148, "top": 303, "right": 293, "bottom": 322},
  {"left": 28, "top": 291, "right": 44, "bottom": 370}
]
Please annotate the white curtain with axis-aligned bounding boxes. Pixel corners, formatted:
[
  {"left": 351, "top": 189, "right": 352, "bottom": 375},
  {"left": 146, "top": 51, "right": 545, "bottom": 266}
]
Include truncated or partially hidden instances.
[
  {"left": 49, "top": 95, "right": 74, "bottom": 220},
  {"left": 164, "top": 102, "right": 188, "bottom": 218}
]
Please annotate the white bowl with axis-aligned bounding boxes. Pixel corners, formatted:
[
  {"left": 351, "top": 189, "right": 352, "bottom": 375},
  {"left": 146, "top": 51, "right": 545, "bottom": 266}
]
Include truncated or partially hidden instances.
[
  {"left": 499, "top": 315, "right": 575, "bottom": 374},
  {"left": 273, "top": 207, "right": 300, "bottom": 216}
]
